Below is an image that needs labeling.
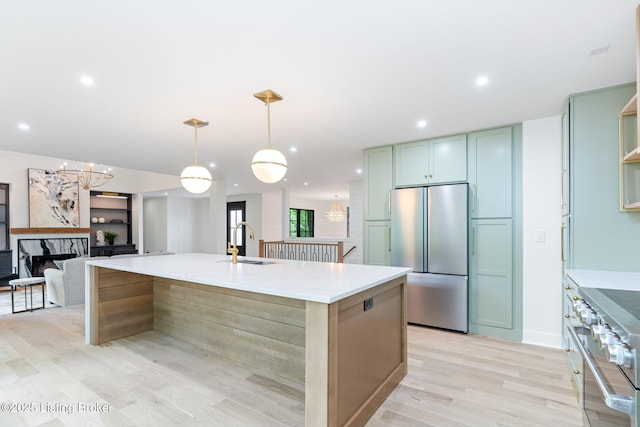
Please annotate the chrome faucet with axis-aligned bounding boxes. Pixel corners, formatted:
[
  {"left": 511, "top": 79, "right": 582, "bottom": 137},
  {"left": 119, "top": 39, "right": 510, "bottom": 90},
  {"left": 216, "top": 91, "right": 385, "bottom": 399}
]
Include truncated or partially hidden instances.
[{"left": 227, "top": 221, "right": 255, "bottom": 264}]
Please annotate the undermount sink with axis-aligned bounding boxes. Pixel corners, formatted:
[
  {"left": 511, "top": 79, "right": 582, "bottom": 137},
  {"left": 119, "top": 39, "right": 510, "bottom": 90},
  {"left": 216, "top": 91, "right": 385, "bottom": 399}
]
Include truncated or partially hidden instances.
[{"left": 218, "top": 259, "right": 276, "bottom": 265}]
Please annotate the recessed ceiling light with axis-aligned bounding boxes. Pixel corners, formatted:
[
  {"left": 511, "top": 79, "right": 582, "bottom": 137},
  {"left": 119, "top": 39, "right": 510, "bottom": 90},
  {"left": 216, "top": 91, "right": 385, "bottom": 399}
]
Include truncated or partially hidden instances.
[
  {"left": 209, "top": 162, "right": 215, "bottom": 168},
  {"left": 234, "top": 183, "right": 239, "bottom": 187},
  {"left": 476, "top": 75, "right": 489, "bottom": 87},
  {"left": 80, "top": 75, "right": 94, "bottom": 86},
  {"left": 290, "top": 147, "right": 297, "bottom": 153},
  {"left": 417, "top": 120, "right": 427, "bottom": 128},
  {"left": 304, "top": 182, "right": 308, "bottom": 186},
  {"left": 18, "top": 123, "right": 30, "bottom": 131},
  {"left": 356, "top": 168, "right": 362, "bottom": 174}
]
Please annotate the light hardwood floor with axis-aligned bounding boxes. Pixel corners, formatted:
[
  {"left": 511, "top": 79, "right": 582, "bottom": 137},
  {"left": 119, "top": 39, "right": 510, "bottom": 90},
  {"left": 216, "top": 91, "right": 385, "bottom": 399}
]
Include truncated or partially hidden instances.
[{"left": 0, "top": 291, "right": 584, "bottom": 426}]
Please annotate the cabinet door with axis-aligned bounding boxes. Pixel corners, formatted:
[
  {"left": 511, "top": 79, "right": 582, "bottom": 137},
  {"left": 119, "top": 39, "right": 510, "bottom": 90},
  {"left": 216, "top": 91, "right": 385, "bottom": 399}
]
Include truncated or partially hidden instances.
[
  {"left": 561, "top": 103, "right": 570, "bottom": 216},
  {"left": 468, "top": 127, "right": 512, "bottom": 218},
  {"left": 429, "top": 134, "right": 467, "bottom": 184},
  {"left": 364, "top": 146, "right": 393, "bottom": 220},
  {"left": 364, "top": 221, "right": 390, "bottom": 266},
  {"left": 561, "top": 215, "right": 571, "bottom": 269},
  {"left": 469, "top": 219, "right": 513, "bottom": 329},
  {"left": 394, "top": 141, "right": 429, "bottom": 187}
]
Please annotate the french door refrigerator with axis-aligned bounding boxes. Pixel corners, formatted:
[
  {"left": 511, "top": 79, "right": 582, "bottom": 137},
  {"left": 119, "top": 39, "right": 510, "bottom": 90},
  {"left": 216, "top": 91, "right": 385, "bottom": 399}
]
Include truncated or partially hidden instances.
[{"left": 390, "top": 184, "right": 468, "bottom": 332}]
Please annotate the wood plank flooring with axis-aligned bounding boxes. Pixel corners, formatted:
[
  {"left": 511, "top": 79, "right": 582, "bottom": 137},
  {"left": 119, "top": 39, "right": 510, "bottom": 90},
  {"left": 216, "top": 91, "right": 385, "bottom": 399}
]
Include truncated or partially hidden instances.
[{"left": 0, "top": 292, "right": 584, "bottom": 426}]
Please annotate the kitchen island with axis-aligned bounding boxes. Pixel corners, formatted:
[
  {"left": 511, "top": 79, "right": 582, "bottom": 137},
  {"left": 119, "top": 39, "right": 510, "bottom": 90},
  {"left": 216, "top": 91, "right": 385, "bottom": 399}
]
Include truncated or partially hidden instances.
[{"left": 85, "top": 253, "right": 410, "bottom": 427}]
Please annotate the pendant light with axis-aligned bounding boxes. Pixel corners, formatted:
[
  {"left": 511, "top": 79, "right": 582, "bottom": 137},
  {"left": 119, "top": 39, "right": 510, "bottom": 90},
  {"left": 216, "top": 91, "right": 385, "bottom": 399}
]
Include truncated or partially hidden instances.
[
  {"left": 181, "top": 118, "right": 212, "bottom": 194},
  {"left": 325, "top": 195, "right": 348, "bottom": 222},
  {"left": 251, "top": 89, "right": 287, "bottom": 183}
]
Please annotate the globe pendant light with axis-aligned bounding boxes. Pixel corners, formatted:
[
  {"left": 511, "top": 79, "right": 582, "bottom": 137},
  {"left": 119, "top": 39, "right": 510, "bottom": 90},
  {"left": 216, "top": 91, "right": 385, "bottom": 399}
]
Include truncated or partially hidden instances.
[
  {"left": 251, "top": 89, "right": 287, "bottom": 183},
  {"left": 181, "top": 118, "right": 212, "bottom": 194}
]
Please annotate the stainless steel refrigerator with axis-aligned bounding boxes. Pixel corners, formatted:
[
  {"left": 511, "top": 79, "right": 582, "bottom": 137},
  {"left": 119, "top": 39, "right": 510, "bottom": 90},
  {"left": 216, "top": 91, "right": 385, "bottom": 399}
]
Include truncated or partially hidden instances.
[{"left": 390, "top": 184, "right": 468, "bottom": 332}]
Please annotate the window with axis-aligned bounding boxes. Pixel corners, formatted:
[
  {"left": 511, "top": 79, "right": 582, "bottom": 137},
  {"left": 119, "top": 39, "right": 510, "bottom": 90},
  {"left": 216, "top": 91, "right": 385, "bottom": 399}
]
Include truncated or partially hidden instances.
[{"left": 290, "top": 208, "right": 314, "bottom": 237}]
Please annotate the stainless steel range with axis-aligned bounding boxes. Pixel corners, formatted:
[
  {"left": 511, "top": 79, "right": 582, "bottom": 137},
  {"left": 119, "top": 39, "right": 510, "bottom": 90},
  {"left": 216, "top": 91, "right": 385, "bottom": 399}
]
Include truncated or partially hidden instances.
[{"left": 570, "top": 286, "right": 640, "bottom": 426}]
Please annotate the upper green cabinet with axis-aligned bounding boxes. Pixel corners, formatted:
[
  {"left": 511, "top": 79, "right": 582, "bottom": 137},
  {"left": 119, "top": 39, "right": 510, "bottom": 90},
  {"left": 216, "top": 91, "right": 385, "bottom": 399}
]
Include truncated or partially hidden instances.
[
  {"left": 468, "top": 127, "right": 513, "bottom": 218},
  {"left": 394, "top": 134, "right": 467, "bottom": 187},
  {"left": 364, "top": 146, "right": 393, "bottom": 220}
]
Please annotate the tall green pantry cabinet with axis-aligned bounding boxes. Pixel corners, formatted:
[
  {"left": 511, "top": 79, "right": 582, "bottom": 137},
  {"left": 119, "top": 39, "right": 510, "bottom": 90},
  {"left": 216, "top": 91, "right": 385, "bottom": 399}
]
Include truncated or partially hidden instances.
[
  {"left": 363, "top": 146, "right": 392, "bottom": 266},
  {"left": 468, "top": 126, "right": 522, "bottom": 341}
]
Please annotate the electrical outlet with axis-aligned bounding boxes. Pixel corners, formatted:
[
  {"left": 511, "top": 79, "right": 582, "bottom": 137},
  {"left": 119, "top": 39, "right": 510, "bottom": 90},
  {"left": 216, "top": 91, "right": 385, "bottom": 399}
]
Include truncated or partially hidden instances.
[{"left": 364, "top": 297, "right": 373, "bottom": 311}]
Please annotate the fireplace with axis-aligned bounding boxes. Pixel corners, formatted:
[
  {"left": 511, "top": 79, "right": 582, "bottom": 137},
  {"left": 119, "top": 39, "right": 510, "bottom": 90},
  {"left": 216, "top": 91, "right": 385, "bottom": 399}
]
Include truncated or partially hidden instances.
[
  {"left": 17, "top": 238, "right": 88, "bottom": 277},
  {"left": 30, "top": 253, "right": 77, "bottom": 277}
]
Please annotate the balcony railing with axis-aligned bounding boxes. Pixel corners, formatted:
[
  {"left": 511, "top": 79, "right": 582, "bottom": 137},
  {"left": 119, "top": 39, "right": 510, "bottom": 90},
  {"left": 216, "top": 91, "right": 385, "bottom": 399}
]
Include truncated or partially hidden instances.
[{"left": 259, "top": 240, "right": 356, "bottom": 263}]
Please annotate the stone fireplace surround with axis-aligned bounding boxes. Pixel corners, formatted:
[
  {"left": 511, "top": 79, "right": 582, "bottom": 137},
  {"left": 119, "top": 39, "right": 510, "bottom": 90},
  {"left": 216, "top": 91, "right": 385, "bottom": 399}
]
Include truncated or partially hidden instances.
[{"left": 17, "top": 238, "right": 88, "bottom": 278}]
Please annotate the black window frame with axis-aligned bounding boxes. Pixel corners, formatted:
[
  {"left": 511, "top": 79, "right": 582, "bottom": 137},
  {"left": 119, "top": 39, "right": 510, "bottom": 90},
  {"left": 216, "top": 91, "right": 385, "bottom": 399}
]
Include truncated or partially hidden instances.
[{"left": 290, "top": 208, "right": 314, "bottom": 238}]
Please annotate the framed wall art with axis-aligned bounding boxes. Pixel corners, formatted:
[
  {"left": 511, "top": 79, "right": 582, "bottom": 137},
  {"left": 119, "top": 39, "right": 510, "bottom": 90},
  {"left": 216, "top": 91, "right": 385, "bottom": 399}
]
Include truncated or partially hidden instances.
[{"left": 28, "top": 168, "right": 79, "bottom": 227}]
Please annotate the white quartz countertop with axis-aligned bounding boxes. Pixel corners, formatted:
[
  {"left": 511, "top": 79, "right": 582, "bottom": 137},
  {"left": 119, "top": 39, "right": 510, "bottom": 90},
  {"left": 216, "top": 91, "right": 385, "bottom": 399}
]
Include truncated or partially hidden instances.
[
  {"left": 86, "top": 253, "right": 411, "bottom": 304},
  {"left": 566, "top": 269, "right": 640, "bottom": 292}
]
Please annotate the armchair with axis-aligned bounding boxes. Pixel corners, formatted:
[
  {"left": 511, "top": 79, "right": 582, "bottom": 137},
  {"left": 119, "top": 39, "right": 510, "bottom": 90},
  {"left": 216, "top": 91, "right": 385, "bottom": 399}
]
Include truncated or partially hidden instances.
[{"left": 44, "top": 256, "right": 88, "bottom": 307}]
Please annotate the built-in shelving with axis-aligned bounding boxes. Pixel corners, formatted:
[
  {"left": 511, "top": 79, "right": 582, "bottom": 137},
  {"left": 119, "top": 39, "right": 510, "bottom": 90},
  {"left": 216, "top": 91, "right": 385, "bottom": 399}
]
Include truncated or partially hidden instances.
[
  {"left": 619, "top": 94, "right": 640, "bottom": 211},
  {"left": 89, "top": 191, "right": 135, "bottom": 254}
]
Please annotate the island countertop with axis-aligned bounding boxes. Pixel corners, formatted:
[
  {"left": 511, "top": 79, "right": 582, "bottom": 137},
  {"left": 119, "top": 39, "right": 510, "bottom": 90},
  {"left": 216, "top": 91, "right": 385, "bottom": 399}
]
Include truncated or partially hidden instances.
[{"left": 86, "top": 252, "right": 411, "bottom": 304}]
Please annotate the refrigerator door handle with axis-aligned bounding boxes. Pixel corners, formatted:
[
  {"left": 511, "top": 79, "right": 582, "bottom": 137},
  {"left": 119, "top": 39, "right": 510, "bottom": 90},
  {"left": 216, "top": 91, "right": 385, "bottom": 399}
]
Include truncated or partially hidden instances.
[{"left": 388, "top": 226, "right": 391, "bottom": 252}]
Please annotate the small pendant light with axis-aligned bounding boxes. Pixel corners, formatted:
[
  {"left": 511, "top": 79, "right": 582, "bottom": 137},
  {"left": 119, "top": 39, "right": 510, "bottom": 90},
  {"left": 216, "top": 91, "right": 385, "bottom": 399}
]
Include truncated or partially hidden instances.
[
  {"left": 251, "top": 89, "right": 288, "bottom": 183},
  {"left": 181, "top": 118, "right": 212, "bottom": 194}
]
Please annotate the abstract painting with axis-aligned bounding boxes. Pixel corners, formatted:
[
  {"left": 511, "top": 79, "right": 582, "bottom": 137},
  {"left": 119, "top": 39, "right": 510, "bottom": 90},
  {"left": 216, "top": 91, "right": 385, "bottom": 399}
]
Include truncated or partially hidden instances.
[{"left": 28, "top": 168, "right": 79, "bottom": 227}]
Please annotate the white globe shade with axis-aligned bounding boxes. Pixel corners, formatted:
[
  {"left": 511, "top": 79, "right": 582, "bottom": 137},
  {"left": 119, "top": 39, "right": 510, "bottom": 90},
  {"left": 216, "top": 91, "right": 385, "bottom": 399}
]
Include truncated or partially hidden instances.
[
  {"left": 181, "top": 165, "right": 212, "bottom": 194},
  {"left": 251, "top": 148, "right": 288, "bottom": 183}
]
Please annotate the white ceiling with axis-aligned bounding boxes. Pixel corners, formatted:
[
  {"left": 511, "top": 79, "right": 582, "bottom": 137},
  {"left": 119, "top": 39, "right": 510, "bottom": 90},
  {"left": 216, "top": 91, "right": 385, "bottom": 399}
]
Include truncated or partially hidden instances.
[{"left": 1, "top": 1, "right": 638, "bottom": 201}]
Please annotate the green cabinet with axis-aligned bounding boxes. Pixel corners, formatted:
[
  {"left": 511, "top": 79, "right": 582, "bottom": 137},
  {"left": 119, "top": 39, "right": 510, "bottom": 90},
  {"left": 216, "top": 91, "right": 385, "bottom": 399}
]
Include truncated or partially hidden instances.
[
  {"left": 364, "top": 146, "right": 392, "bottom": 265},
  {"left": 469, "top": 219, "right": 513, "bottom": 329},
  {"left": 364, "top": 146, "right": 392, "bottom": 220},
  {"left": 562, "top": 103, "right": 570, "bottom": 216},
  {"left": 394, "top": 134, "right": 466, "bottom": 187},
  {"left": 468, "top": 127, "right": 512, "bottom": 218},
  {"left": 364, "top": 221, "right": 390, "bottom": 266},
  {"left": 569, "top": 83, "right": 639, "bottom": 270},
  {"left": 467, "top": 125, "right": 520, "bottom": 341}
]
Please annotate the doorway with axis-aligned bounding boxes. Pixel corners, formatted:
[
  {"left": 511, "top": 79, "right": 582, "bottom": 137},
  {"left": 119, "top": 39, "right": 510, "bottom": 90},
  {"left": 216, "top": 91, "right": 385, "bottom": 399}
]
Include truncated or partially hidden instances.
[{"left": 227, "top": 201, "right": 247, "bottom": 256}]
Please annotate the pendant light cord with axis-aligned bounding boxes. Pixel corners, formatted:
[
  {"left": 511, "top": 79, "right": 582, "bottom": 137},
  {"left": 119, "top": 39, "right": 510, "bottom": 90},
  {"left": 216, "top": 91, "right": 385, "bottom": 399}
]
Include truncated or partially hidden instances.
[
  {"left": 266, "top": 92, "right": 272, "bottom": 149},
  {"left": 194, "top": 125, "right": 199, "bottom": 165}
]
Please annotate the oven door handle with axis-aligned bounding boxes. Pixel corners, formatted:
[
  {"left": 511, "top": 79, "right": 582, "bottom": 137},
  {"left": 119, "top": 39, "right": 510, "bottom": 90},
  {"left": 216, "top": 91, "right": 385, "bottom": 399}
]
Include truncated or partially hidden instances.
[{"left": 568, "top": 326, "right": 637, "bottom": 416}]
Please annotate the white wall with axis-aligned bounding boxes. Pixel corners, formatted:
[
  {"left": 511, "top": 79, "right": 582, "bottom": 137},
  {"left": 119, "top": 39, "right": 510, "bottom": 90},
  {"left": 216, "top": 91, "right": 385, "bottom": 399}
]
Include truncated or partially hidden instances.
[
  {"left": 261, "top": 190, "right": 283, "bottom": 241},
  {"left": 166, "top": 198, "right": 200, "bottom": 254},
  {"left": 143, "top": 198, "right": 168, "bottom": 253},
  {"left": 521, "top": 116, "right": 563, "bottom": 347},
  {"left": 347, "top": 179, "right": 363, "bottom": 264},
  {"left": 289, "top": 196, "right": 349, "bottom": 238}
]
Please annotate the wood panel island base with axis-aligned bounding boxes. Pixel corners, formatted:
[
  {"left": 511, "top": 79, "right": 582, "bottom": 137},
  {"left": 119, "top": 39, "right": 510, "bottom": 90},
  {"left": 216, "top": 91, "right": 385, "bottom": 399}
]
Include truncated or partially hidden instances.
[{"left": 85, "top": 253, "right": 410, "bottom": 427}]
